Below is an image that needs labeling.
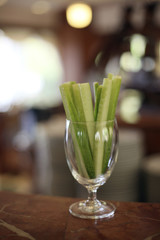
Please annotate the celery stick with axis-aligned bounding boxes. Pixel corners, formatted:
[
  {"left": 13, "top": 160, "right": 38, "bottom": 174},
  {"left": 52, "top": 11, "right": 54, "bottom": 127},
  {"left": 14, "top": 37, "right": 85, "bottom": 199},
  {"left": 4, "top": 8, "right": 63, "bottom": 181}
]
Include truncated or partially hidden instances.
[
  {"left": 59, "top": 82, "right": 77, "bottom": 121},
  {"left": 94, "top": 85, "right": 102, "bottom": 121},
  {"left": 102, "top": 75, "right": 121, "bottom": 173},
  {"left": 72, "top": 83, "right": 95, "bottom": 178},
  {"left": 107, "top": 75, "right": 122, "bottom": 121},
  {"left": 71, "top": 83, "right": 95, "bottom": 178},
  {"left": 79, "top": 83, "right": 94, "bottom": 122},
  {"left": 60, "top": 83, "right": 88, "bottom": 177},
  {"left": 94, "top": 78, "right": 112, "bottom": 176},
  {"left": 72, "top": 84, "right": 85, "bottom": 121},
  {"left": 96, "top": 78, "right": 112, "bottom": 121},
  {"left": 69, "top": 126, "right": 89, "bottom": 178},
  {"left": 73, "top": 123, "right": 95, "bottom": 178},
  {"left": 79, "top": 83, "right": 94, "bottom": 152},
  {"left": 93, "top": 82, "right": 99, "bottom": 101},
  {"left": 108, "top": 73, "right": 113, "bottom": 80}
]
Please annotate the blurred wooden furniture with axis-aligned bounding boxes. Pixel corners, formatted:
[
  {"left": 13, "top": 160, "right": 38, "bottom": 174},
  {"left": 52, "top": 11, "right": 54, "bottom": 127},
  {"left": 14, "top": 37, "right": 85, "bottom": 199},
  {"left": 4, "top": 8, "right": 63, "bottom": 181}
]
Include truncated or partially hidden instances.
[{"left": 0, "top": 191, "right": 160, "bottom": 240}]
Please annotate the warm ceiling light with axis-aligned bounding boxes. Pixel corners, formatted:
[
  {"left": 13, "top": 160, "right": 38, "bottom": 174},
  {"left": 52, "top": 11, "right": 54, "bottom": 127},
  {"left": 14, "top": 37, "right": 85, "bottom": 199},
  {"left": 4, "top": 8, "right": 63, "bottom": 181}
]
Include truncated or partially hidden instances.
[
  {"left": 31, "top": 1, "right": 50, "bottom": 15},
  {"left": 66, "top": 3, "right": 92, "bottom": 29}
]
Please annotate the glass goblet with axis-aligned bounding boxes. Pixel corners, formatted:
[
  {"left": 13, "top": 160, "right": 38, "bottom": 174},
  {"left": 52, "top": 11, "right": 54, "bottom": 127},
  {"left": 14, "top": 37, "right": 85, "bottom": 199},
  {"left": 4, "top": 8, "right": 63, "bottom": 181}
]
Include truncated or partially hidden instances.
[{"left": 64, "top": 119, "right": 118, "bottom": 219}]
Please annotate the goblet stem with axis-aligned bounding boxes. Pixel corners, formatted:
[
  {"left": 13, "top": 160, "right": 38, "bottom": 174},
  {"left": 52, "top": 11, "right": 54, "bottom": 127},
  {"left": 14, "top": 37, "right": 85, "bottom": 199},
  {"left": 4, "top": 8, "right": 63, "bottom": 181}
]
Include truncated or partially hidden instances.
[
  {"left": 85, "top": 188, "right": 101, "bottom": 209},
  {"left": 88, "top": 188, "right": 97, "bottom": 201}
]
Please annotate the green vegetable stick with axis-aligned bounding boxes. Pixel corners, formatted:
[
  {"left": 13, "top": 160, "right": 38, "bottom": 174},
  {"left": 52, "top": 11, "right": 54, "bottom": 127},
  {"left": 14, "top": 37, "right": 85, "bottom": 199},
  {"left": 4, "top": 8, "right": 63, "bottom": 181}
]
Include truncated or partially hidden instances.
[
  {"left": 94, "top": 78, "right": 112, "bottom": 176},
  {"left": 72, "top": 84, "right": 85, "bottom": 121},
  {"left": 60, "top": 82, "right": 95, "bottom": 178},
  {"left": 107, "top": 75, "right": 122, "bottom": 121},
  {"left": 73, "top": 123, "right": 95, "bottom": 178},
  {"left": 72, "top": 84, "right": 93, "bottom": 177},
  {"left": 69, "top": 84, "right": 89, "bottom": 177},
  {"left": 102, "top": 75, "right": 121, "bottom": 173},
  {"left": 60, "top": 82, "right": 86, "bottom": 176},
  {"left": 96, "top": 78, "right": 112, "bottom": 121},
  {"left": 94, "top": 85, "right": 102, "bottom": 121},
  {"left": 59, "top": 82, "right": 77, "bottom": 121},
  {"left": 72, "top": 83, "right": 95, "bottom": 178},
  {"left": 69, "top": 125, "right": 89, "bottom": 178},
  {"left": 79, "top": 83, "right": 94, "bottom": 122},
  {"left": 79, "top": 83, "right": 94, "bottom": 152},
  {"left": 93, "top": 82, "right": 99, "bottom": 102}
]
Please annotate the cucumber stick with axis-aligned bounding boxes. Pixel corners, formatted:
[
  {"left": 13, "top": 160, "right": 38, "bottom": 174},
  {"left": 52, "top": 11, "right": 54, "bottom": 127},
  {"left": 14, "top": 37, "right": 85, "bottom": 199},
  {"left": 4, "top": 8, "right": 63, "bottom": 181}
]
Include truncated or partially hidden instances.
[
  {"left": 67, "top": 123, "right": 89, "bottom": 178},
  {"left": 96, "top": 78, "right": 112, "bottom": 121},
  {"left": 79, "top": 83, "right": 94, "bottom": 152},
  {"left": 72, "top": 84, "right": 85, "bottom": 121},
  {"left": 72, "top": 83, "right": 95, "bottom": 177},
  {"left": 60, "top": 82, "right": 88, "bottom": 177},
  {"left": 94, "top": 83, "right": 102, "bottom": 121},
  {"left": 59, "top": 82, "right": 77, "bottom": 121},
  {"left": 93, "top": 82, "right": 99, "bottom": 102},
  {"left": 102, "top": 75, "right": 121, "bottom": 173},
  {"left": 94, "top": 77, "right": 112, "bottom": 176},
  {"left": 107, "top": 75, "right": 122, "bottom": 121}
]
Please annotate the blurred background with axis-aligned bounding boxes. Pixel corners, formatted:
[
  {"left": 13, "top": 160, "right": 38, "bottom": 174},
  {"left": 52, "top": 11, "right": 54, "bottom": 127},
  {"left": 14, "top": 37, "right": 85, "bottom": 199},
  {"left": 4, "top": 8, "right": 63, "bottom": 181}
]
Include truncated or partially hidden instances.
[{"left": 0, "top": 0, "right": 160, "bottom": 202}]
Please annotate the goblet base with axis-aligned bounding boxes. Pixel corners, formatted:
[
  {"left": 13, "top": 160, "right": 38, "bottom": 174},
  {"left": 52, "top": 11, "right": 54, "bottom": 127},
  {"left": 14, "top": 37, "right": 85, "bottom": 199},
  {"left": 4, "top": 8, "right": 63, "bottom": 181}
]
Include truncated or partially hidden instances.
[{"left": 69, "top": 200, "right": 116, "bottom": 219}]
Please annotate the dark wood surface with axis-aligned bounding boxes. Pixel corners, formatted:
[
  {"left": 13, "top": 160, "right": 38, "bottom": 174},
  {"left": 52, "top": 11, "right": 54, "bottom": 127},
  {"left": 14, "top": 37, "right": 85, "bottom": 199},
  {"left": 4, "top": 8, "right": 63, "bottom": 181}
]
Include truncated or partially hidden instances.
[{"left": 0, "top": 191, "right": 160, "bottom": 240}]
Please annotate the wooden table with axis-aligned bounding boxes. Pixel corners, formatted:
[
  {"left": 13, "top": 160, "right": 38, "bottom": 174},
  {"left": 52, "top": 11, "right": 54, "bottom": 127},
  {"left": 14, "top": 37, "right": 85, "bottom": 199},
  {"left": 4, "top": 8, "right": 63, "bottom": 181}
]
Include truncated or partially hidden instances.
[{"left": 0, "top": 191, "right": 160, "bottom": 240}]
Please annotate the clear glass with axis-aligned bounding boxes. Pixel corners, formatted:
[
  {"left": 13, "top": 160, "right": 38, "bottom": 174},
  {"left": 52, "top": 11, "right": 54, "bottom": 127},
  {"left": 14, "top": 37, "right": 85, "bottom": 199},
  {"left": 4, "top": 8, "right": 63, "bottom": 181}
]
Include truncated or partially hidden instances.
[{"left": 64, "top": 119, "right": 119, "bottom": 219}]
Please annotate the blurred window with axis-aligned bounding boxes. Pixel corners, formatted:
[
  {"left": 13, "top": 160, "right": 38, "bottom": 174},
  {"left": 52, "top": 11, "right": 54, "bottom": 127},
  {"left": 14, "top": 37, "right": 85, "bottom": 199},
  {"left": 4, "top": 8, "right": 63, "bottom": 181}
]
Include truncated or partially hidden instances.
[{"left": 0, "top": 28, "right": 63, "bottom": 112}]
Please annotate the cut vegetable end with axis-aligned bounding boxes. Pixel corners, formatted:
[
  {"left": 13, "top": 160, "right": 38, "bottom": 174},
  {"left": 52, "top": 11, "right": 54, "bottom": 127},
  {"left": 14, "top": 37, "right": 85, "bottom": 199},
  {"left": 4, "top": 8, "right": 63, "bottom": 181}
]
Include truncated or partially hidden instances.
[
  {"left": 107, "top": 76, "right": 122, "bottom": 121},
  {"left": 96, "top": 78, "right": 112, "bottom": 121},
  {"left": 59, "top": 82, "right": 77, "bottom": 121},
  {"left": 72, "top": 83, "right": 85, "bottom": 121},
  {"left": 93, "top": 82, "right": 99, "bottom": 102}
]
